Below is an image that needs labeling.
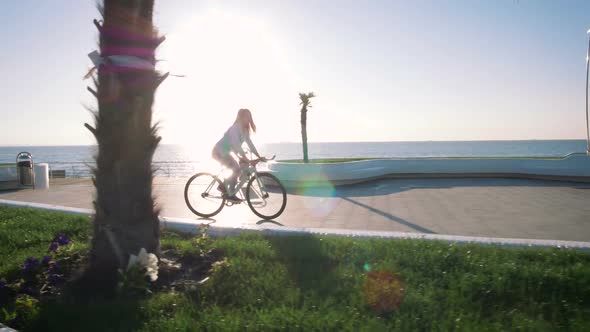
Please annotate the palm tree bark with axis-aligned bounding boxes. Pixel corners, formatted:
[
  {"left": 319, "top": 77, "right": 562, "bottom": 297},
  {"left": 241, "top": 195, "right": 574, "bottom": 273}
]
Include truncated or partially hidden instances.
[
  {"left": 299, "top": 92, "right": 314, "bottom": 163},
  {"left": 301, "top": 108, "right": 309, "bottom": 163},
  {"left": 83, "top": 0, "right": 164, "bottom": 290}
]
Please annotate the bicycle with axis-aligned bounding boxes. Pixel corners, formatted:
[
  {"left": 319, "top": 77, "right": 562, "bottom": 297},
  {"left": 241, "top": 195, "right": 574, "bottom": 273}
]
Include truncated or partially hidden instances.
[{"left": 184, "top": 156, "right": 287, "bottom": 220}]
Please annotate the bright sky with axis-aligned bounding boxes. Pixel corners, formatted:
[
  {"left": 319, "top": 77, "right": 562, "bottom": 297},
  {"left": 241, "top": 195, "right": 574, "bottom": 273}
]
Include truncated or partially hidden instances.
[{"left": 0, "top": 0, "right": 589, "bottom": 147}]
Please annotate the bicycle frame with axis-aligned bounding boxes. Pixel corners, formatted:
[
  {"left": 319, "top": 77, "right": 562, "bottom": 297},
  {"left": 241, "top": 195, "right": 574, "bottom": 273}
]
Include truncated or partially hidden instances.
[
  {"left": 220, "top": 164, "right": 256, "bottom": 198},
  {"left": 184, "top": 155, "right": 285, "bottom": 219},
  {"left": 204, "top": 158, "right": 270, "bottom": 200}
]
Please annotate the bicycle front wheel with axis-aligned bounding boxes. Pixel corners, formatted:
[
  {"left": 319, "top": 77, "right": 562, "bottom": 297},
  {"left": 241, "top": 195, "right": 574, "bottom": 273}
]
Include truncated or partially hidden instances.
[
  {"left": 246, "top": 172, "right": 287, "bottom": 220},
  {"left": 184, "top": 173, "right": 226, "bottom": 218}
]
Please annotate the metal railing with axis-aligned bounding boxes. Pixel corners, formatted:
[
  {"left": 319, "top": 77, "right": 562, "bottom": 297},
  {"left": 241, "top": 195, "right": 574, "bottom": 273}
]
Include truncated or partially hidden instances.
[
  {"left": 47, "top": 161, "right": 202, "bottom": 179},
  {"left": 585, "top": 29, "right": 590, "bottom": 154}
]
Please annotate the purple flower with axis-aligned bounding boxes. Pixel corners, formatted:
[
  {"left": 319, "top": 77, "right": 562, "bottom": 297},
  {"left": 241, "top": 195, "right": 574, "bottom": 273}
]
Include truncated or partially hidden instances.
[
  {"left": 22, "top": 286, "right": 34, "bottom": 295},
  {"left": 41, "top": 255, "right": 52, "bottom": 265},
  {"left": 0, "top": 280, "right": 6, "bottom": 290},
  {"left": 54, "top": 234, "right": 71, "bottom": 246},
  {"left": 48, "top": 241, "right": 58, "bottom": 252},
  {"left": 8, "top": 316, "right": 22, "bottom": 327},
  {"left": 47, "top": 261, "right": 60, "bottom": 274},
  {"left": 47, "top": 273, "right": 64, "bottom": 285},
  {"left": 22, "top": 257, "right": 40, "bottom": 272},
  {"left": 48, "top": 234, "right": 71, "bottom": 252}
]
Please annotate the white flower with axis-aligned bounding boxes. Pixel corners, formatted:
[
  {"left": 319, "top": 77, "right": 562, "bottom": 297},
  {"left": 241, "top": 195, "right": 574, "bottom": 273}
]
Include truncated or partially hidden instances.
[
  {"left": 146, "top": 267, "right": 158, "bottom": 281},
  {"left": 126, "top": 248, "right": 159, "bottom": 282},
  {"left": 137, "top": 248, "right": 150, "bottom": 266},
  {"left": 145, "top": 252, "right": 159, "bottom": 281},
  {"left": 127, "top": 254, "right": 139, "bottom": 271}
]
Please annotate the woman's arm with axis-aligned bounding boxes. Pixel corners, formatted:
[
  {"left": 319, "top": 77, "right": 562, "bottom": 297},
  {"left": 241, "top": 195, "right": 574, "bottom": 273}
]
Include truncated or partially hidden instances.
[
  {"left": 228, "top": 125, "right": 247, "bottom": 158},
  {"left": 244, "top": 134, "right": 260, "bottom": 158}
]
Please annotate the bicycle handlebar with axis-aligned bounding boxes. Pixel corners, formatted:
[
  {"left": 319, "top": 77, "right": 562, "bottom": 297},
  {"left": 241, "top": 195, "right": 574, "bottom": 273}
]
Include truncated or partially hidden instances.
[{"left": 240, "top": 155, "right": 275, "bottom": 166}]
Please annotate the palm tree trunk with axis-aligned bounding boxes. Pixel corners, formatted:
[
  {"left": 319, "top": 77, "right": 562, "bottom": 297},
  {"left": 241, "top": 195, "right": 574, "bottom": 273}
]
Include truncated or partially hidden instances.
[
  {"left": 301, "top": 109, "right": 309, "bottom": 163},
  {"left": 83, "top": 0, "right": 163, "bottom": 291}
]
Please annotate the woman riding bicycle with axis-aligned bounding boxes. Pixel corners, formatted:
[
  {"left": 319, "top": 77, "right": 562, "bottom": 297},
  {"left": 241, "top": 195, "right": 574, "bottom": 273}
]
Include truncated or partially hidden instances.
[
  {"left": 185, "top": 108, "right": 286, "bottom": 219},
  {"left": 212, "top": 108, "right": 262, "bottom": 202}
]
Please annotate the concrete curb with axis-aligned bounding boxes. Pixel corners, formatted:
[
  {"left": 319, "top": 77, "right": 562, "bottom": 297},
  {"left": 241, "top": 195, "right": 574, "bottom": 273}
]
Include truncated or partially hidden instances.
[
  {"left": 0, "top": 199, "right": 94, "bottom": 216},
  {"left": 0, "top": 323, "right": 18, "bottom": 332},
  {"left": 2, "top": 199, "right": 590, "bottom": 250}
]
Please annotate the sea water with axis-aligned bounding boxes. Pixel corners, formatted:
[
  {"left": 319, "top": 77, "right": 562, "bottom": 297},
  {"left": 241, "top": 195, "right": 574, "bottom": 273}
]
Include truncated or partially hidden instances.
[{"left": 0, "top": 140, "right": 586, "bottom": 178}]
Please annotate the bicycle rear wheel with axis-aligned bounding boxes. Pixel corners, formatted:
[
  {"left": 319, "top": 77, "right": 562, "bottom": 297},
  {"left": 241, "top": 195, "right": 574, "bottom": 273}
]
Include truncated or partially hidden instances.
[
  {"left": 246, "top": 172, "right": 287, "bottom": 220},
  {"left": 184, "top": 172, "right": 226, "bottom": 218}
]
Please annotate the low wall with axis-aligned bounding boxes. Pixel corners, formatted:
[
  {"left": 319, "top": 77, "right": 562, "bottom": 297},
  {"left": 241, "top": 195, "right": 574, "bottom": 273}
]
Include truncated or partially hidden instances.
[
  {"left": 267, "top": 153, "right": 590, "bottom": 187},
  {"left": 0, "top": 166, "right": 17, "bottom": 182}
]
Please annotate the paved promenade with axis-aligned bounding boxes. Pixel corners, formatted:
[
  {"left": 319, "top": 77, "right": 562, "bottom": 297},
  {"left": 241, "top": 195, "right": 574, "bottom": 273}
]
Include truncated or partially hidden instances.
[{"left": 1, "top": 177, "right": 590, "bottom": 242}]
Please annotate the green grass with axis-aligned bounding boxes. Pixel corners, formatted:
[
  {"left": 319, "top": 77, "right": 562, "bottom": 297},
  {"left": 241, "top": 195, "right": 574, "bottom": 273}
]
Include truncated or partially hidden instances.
[
  {"left": 0, "top": 207, "right": 91, "bottom": 278},
  {"left": 279, "top": 156, "right": 565, "bottom": 163},
  {"left": 0, "top": 163, "right": 15, "bottom": 167},
  {"left": 1, "top": 206, "right": 590, "bottom": 331}
]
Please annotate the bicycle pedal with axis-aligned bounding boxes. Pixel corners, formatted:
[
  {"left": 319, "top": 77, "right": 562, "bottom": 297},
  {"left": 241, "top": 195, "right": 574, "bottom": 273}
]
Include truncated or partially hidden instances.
[{"left": 225, "top": 195, "right": 243, "bottom": 203}]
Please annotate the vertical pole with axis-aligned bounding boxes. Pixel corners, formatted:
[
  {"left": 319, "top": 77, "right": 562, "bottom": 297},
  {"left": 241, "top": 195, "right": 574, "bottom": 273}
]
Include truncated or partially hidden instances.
[{"left": 586, "top": 29, "right": 590, "bottom": 154}]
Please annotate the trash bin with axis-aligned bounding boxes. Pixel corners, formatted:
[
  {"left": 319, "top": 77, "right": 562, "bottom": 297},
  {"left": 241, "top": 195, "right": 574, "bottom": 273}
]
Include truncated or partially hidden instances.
[
  {"left": 16, "top": 152, "right": 34, "bottom": 186},
  {"left": 18, "top": 160, "right": 33, "bottom": 186},
  {"left": 34, "top": 163, "right": 49, "bottom": 189}
]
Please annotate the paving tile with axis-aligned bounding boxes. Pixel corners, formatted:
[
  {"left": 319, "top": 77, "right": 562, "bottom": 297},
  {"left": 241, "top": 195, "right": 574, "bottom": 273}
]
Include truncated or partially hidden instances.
[{"left": 1, "top": 177, "right": 590, "bottom": 241}]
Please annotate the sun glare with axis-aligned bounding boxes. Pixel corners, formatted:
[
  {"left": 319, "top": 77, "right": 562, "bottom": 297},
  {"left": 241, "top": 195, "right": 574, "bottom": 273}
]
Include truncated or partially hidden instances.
[{"left": 156, "top": 9, "right": 301, "bottom": 155}]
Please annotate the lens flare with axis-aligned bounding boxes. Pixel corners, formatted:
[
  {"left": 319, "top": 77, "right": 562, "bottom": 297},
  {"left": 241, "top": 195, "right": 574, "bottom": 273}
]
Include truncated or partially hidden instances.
[
  {"left": 296, "top": 175, "right": 338, "bottom": 217},
  {"left": 363, "top": 270, "right": 405, "bottom": 314}
]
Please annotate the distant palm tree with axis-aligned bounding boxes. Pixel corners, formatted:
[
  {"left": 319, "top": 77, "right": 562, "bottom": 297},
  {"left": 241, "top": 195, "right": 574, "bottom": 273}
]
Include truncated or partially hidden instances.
[
  {"left": 82, "top": 0, "right": 166, "bottom": 291},
  {"left": 299, "top": 92, "right": 316, "bottom": 163}
]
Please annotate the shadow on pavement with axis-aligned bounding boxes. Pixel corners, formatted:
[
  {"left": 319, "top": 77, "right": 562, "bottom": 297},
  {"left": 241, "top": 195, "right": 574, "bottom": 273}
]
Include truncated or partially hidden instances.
[
  {"left": 193, "top": 217, "right": 217, "bottom": 226},
  {"left": 341, "top": 197, "right": 436, "bottom": 234},
  {"left": 256, "top": 219, "right": 284, "bottom": 226}
]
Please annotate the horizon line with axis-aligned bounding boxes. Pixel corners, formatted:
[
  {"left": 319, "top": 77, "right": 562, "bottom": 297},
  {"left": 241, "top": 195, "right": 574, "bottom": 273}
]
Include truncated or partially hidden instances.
[{"left": 0, "top": 138, "right": 588, "bottom": 148}]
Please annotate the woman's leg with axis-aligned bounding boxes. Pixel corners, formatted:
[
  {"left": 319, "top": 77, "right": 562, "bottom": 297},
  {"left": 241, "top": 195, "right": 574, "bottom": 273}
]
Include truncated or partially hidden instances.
[
  {"left": 212, "top": 150, "right": 240, "bottom": 194},
  {"left": 223, "top": 155, "right": 240, "bottom": 193}
]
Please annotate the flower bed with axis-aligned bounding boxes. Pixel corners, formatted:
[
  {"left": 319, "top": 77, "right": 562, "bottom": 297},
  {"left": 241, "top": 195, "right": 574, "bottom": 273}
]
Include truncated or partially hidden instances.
[{"left": 1, "top": 206, "right": 590, "bottom": 331}]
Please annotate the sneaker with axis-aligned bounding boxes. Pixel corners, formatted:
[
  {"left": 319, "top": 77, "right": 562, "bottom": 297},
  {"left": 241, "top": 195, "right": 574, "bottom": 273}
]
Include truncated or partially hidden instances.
[
  {"left": 217, "top": 184, "right": 226, "bottom": 194},
  {"left": 226, "top": 194, "right": 241, "bottom": 202}
]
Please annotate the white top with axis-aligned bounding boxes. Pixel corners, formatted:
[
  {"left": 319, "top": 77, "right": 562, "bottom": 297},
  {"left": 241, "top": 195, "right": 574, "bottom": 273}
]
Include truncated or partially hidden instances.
[{"left": 213, "top": 122, "right": 258, "bottom": 158}]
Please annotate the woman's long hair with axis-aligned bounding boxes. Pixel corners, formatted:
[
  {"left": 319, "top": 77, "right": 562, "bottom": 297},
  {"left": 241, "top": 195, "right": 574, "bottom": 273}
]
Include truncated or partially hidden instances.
[{"left": 235, "top": 108, "right": 257, "bottom": 135}]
